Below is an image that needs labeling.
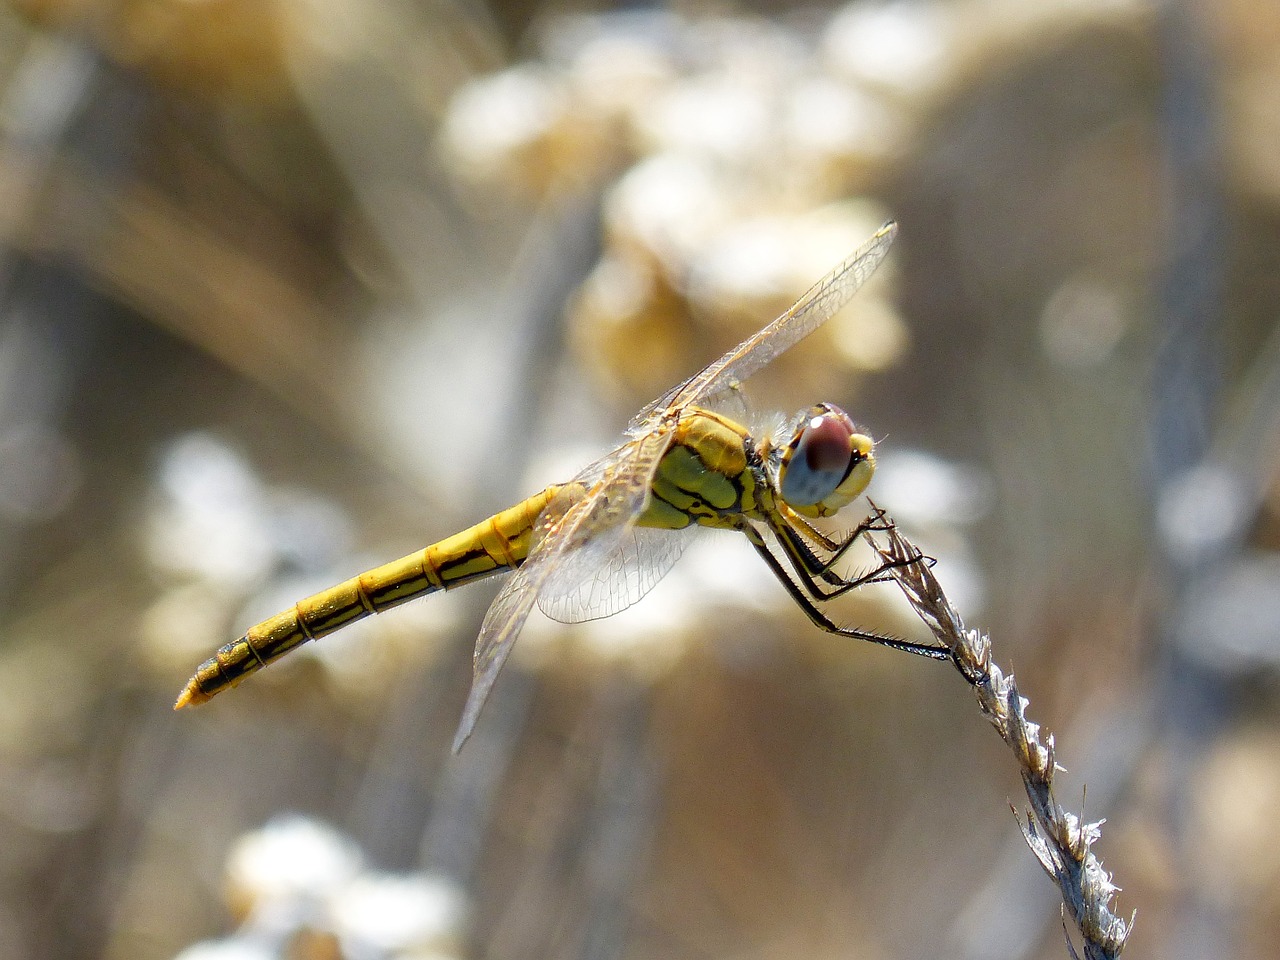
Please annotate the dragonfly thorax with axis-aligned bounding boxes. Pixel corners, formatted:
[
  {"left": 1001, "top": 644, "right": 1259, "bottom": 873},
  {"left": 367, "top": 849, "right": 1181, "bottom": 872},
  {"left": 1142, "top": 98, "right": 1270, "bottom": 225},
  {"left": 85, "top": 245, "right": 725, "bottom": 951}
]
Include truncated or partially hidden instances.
[
  {"left": 773, "top": 403, "right": 875, "bottom": 518},
  {"left": 635, "top": 407, "right": 762, "bottom": 531}
]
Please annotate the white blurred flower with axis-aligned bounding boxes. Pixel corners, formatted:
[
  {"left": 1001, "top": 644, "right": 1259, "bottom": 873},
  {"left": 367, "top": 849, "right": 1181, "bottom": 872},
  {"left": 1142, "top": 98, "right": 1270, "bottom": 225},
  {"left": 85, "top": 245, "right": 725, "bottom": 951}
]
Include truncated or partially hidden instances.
[
  {"left": 172, "top": 937, "right": 279, "bottom": 960},
  {"left": 147, "top": 433, "right": 275, "bottom": 590},
  {"left": 227, "top": 816, "right": 364, "bottom": 914},
  {"left": 332, "top": 873, "right": 468, "bottom": 958}
]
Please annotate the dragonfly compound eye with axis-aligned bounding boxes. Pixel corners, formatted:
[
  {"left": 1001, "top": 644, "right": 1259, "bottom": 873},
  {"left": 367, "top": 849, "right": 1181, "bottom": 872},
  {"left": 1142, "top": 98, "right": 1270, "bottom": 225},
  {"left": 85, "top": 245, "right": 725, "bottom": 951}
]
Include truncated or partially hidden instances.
[{"left": 777, "top": 404, "right": 875, "bottom": 518}]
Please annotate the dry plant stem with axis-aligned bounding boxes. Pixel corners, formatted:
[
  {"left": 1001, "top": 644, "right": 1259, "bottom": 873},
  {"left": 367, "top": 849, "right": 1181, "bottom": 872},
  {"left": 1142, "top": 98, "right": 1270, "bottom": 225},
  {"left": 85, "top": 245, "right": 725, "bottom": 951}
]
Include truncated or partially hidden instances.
[{"left": 868, "top": 523, "right": 1133, "bottom": 960}]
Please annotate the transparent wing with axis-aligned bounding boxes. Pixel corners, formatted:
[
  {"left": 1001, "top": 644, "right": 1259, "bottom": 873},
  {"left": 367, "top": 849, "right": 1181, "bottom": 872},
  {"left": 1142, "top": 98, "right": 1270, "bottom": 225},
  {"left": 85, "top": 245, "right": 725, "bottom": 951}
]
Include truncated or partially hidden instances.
[
  {"left": 537, "top": 522, "right": 689, "bottom": 624},
  {"left": 451, "top": 428, "right": 673, "bottom": 751},
  {"left": 450, "top": 557, "right": 546, "bottom": 752},
  {"left": 628, "top": 220, "right": 897, "bottom": 432}
]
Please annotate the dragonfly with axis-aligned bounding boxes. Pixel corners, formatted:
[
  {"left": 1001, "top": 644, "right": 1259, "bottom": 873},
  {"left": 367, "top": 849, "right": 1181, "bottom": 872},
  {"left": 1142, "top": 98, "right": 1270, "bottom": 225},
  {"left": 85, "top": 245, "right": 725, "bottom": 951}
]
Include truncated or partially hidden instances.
[{"left": 175, "top": 220, "right": 948, "bottom": 750}]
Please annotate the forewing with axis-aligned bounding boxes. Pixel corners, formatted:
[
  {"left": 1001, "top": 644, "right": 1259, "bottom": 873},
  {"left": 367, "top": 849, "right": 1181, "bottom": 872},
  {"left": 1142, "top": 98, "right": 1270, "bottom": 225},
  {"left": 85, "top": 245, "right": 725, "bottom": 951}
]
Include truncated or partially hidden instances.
[
  {"left": 630, "top": 220, "right": 897, "bottom": 427},
  {"left": 451, "top": 429, "right": 673, "bottom": 751}
]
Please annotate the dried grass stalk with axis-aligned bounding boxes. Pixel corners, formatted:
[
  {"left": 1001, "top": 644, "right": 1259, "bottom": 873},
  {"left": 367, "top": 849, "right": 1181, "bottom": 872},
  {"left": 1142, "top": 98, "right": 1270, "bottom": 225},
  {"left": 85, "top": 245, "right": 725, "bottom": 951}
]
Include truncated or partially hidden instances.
[{"left": 867, "top": 521, "right": 1134, "bottom": 960}]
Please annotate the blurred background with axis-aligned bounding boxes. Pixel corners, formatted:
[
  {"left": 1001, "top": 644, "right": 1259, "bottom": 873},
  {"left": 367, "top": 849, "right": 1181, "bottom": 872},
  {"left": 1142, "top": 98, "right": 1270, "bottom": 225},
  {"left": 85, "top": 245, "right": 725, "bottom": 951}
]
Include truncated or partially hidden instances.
[{"left": 0, "top": 0, "right": 1277, "bottom": 958}]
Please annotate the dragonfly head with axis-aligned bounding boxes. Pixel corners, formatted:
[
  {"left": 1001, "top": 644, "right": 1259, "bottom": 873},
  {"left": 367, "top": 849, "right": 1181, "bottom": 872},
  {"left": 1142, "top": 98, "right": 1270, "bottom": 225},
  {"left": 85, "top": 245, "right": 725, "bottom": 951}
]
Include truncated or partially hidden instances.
[{"left": 774, "top": 403, "right": 875, "bottom": 518}]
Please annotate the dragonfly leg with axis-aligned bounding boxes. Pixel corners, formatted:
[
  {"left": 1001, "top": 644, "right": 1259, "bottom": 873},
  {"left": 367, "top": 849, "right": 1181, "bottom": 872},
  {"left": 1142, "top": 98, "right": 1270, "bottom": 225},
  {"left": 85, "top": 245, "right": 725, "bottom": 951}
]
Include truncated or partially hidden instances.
[
  {"left": 779, "top": 500, "right": 893, "bottom": 556},
  {"left": 766, "top": 507, "right": 916, "bottom": 599},
  {"left": 742, "top": 525, "right": 950, "bottom": 660},
  {"left": 774, "top": 522, "right": 844, "bottom": 588}
]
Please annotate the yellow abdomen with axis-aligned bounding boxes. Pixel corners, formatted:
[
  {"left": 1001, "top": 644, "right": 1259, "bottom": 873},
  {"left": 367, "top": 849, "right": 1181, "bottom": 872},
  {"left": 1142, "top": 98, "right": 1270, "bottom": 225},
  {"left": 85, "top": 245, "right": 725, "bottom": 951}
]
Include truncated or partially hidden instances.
[{"left": 175, "top": 486, "right": 561, "bottom": 708}]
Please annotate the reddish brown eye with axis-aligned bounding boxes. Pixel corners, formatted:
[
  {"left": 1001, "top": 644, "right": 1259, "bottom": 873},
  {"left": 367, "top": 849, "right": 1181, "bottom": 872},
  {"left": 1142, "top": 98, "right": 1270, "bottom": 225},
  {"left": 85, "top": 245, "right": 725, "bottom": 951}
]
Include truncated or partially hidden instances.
[
  {"left": 801, "top": 415, "right": 854, "bottom": 473},
  {"left": 779, "top": 406, "right": 856, "bottom": 507}
]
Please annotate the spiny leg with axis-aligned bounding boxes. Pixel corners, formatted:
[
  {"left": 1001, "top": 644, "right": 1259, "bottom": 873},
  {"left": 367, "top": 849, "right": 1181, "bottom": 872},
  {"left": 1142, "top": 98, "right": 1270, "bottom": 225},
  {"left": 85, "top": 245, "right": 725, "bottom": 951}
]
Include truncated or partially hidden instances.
[
  {"left": 780, "top": 500, "right": 938, "bottom": 591},
  {"left": 778, "top": 500, "right": 894, "bottom": 556},
  {"left": 773, "top": 521, "right": 905, "bottom": 595},
  {"left": 775, "top": 501, "right": 901, "bottom": 581},
  {"left": 743, "top": 525, "right": 949, "bottom": 660},
  {"left": 765, "top": 508, "right": 921, "bottom": 601}
]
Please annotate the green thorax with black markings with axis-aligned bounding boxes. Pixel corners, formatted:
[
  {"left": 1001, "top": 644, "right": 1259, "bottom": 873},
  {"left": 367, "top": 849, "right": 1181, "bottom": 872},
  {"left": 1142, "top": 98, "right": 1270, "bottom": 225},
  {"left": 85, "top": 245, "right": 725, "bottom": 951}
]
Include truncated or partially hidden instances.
[{"left": 637, "top": 407, "right": 768, "bottom": 530}]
